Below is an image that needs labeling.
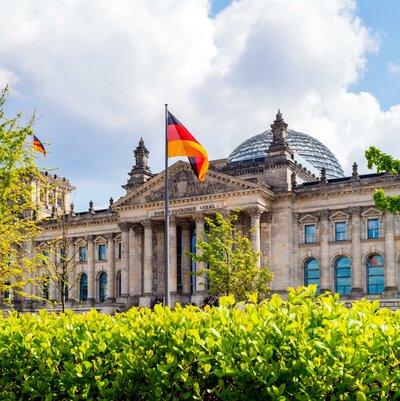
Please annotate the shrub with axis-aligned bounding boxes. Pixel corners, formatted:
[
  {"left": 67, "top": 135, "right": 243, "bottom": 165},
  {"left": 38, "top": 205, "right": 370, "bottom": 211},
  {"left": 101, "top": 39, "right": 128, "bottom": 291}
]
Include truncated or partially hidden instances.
[{"left": 1, "top": 287, "right": 400, "bottom": 400}]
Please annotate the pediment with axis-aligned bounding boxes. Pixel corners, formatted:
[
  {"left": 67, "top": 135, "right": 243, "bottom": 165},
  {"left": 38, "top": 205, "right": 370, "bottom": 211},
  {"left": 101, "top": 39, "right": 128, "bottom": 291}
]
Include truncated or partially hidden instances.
[
  {"left": 329, "top": 211, "right": 350, "bottom": 221},
  {"left": 361, "top": 207, "right": 383, "bottom": 217},
  {"left": 298, "top": 213, "right": 318, "bottom": 224},
  {"left": 113, "top": 161, "right": 264, "bottom": 208}
]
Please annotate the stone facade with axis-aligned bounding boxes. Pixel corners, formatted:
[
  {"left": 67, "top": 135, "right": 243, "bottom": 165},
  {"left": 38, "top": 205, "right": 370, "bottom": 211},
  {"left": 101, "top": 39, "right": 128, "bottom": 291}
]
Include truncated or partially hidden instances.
[{"left": 17, "top": 112, "right": 400, "bottom": 311}]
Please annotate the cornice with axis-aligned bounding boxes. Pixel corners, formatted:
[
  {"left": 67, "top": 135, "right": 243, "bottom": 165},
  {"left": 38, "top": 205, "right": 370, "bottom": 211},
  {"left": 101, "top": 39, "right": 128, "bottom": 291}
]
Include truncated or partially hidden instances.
[{"left": 116, "top": 187, "right": 275, "bottom": 212}]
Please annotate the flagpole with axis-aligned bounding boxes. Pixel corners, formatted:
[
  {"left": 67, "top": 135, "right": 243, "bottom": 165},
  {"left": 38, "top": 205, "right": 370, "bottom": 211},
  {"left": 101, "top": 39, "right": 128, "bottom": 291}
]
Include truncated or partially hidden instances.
[{"left": 164, "top": 104, "right": 170, "bottom": 307}]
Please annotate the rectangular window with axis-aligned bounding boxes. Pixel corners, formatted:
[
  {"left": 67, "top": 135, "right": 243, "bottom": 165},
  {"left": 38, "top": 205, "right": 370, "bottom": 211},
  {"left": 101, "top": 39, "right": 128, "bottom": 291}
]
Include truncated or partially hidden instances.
[
  {"left": 304, "top": 224, "right": 316, "bottom": 244},
  {"left": 98, "top": 244, "right": 106, "bottom": 260},
  {"left": 79, "top": 246, "right": 87, "bottom": 262},
  {"left": 335, "top": 222, "right": 347, "bottom": 241},
  {"left": 118, "top": 242, "right": 122, "bottom": 259},
  {"left": 367, "top": 218, "right": 379, "bottom": 239}
]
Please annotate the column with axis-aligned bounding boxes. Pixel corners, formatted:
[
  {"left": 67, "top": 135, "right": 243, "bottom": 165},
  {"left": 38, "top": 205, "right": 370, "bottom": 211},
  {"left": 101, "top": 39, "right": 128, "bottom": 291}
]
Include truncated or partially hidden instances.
[
  {"left": 195, "top": 214, "right": 205, "bottom": 294},
  {"left": 319, "top": 210, "right": 330, "bottom": 293},
  {"left": 142, "top": 219, "right": 153, "bottom": 295},
  {"left": 87, "top": 235, "right": 95, "bottom": 303},
  {"left": 292, "top": 213, "right": 300, "bottom": 287},
  {"left": 249, "top": 207, "right": 262, "bottom": 265},
  {"left": 130, "top": 224, "right": 143, "bottom": 297},
  {"left": 181, "top": 222, "right": 191, "bottom": 296},
  {"left": 384, "top": 213, "right": 397, "bottom": 297},
  {"left": 118, "top": 223, "right": 130, "bottom": 297},
  {"left": 49, "top": 245, "right": 58, "bottom": 301},
  {"left": 169, "top": 215, "right": 178, "bottom": 296},
  {"left": 351, "top": 207, "right": 363, "bottom": 296},
  {"left": 107, "top": 233, "right": 116, "bottom": 302}
]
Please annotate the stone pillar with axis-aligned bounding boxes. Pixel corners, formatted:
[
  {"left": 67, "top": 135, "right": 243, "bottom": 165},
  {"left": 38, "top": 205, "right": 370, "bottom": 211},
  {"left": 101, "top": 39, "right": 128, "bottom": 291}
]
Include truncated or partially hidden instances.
[
  {"left": 169, "top": 215, "right": 178, "bottom": 297},
  {"left": 249, "top": 207, "right": 262, "bottom": 266},
  {"left": 106, "top": 233, "right": 116, "bottom": 302},
  {"left": 142, "top": 219, "right": 153, "bottom": 296},
  {"left": 384, "top": 213, "right": 397, "bottom": 297},
  {"left": 319, "top": 210, "right": 330, "bottom": 292},
  {"left": 130, "top": 224, "right": 143, "bottom": 298},
  {"left": 292, "top": 213, "right": 300, "bottom": 288},
  {"left": 350, "top": 207, "right": 363, "bottom": 297},
  {"left": 118, "top": 223, "right": 130, "bottom": 298},
  {"left": 87, "top": 235, "right": 95, "bottom": 303},
  {"left": 195, "top": 214, "right": 205, "bottom": 294},
  {"left": 181, "top": 222, "right": 191, "bottom": 296}
]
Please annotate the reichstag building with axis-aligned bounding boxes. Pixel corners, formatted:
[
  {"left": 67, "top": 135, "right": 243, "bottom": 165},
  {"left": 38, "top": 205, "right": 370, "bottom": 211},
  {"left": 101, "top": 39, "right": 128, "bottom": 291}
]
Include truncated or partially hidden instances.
[{"left": 32, "top": 111, "right": 400, "bottom": 311}]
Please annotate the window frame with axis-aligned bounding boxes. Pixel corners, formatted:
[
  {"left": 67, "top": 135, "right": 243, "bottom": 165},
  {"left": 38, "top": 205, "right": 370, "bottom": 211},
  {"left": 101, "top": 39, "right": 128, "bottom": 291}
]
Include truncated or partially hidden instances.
[
  {"left": 304, "top": 258, "right": 320, "bottom": 292},
  {"left": 366, "top": 254, "right": 384, "bottom": 294},
  {"left": 334, "top": 256, "right": 351, "bottom": 295},
  {"left": 367, "top": 218, "right": 380, "bottom": 239},
  {"left": 98, "top": 244, "right": 106, "bottom": 261},
  {"left": 304, "top": 224, "right": 316, "bottom": 244},
  {"left": 79, "top": 246, "right": 87, "bottom": 262},
  {"left": 335, "top": 221, "right": 347, "bottom": 242}
]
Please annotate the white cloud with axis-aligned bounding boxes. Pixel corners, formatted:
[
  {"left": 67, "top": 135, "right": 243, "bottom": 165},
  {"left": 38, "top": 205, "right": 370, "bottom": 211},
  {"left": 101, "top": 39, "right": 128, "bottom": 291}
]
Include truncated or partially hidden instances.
[
  {"left": 0, "top": 0, "right": 397, "bottom": 210},
  {"left": 388, "top": 62, "right": 400, "bottom": 75}
]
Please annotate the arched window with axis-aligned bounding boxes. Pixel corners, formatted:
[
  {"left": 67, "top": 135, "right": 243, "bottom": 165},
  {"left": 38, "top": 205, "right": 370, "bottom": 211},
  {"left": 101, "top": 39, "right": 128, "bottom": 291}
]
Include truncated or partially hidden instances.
[
  {"left": 366, "top": 254, "right": 384, "bottom": 294},
  {"left": 116, "top": 271, "right": 121, "bottom": 297},
  {"left": 42, "top": 275, "right": 49, "bottom": 300},
  {"left": 99, "top": 272, "right": 108, "bottom": 303},
  {"left": 304, "top": 258, "right": 320, "bottom": 292},
  {"left": 79, "top": 273, "right": 88, "bottom": 302},
  {"left": 335, "top": 257, "right": 351, "bottom": 295}
]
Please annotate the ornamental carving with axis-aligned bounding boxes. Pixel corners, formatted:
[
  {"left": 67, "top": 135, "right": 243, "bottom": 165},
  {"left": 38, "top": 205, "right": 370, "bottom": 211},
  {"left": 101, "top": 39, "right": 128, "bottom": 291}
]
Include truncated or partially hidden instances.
[{"left": 145, "top": 170, "right": 238, "bottom": 203}]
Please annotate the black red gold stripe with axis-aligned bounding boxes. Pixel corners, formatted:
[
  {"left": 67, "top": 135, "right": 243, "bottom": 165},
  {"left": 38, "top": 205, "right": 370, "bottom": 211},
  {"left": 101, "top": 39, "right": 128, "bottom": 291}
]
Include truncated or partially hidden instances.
[{"left": 167, "top": 111, "right": 208, "bottom": 181}]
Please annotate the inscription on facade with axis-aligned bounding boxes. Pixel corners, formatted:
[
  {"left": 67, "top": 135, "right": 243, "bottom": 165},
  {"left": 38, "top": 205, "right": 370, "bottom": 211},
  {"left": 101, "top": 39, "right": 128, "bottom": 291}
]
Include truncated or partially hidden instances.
[{"left": 153, "top": 204, "right": 216, "bottom": 217}]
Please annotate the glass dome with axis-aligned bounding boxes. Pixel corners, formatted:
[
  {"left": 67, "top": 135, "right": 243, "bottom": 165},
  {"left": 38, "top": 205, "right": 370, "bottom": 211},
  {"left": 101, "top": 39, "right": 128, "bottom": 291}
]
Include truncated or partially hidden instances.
[{"left": 228, "top": 129, "right": 345, "bottom": 179}]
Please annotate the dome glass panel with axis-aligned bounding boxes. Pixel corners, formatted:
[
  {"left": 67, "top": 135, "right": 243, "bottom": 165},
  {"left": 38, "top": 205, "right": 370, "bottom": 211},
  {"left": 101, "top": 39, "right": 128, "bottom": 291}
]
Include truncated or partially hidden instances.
[{"left": 228, "top": 129, "right": 344, "bottom": 179}]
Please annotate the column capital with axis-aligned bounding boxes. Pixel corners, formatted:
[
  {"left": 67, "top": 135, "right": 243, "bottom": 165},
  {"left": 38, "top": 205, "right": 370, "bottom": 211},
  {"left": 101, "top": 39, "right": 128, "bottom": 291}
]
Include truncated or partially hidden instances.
[
  {"left": 106, "top": 233, "right": 115, "bottom": 242},
  {"left": 131, "top": 223, "right": 143, "bottom": 235},
  {"left": 350, "top": 207, "right": 361, "bottom": 217},
  {"left": 169, "top": 215, "right": 177, "bottom": 225},
  {"left": 194, "top": 213, "right": 204, "bottom": 223},
  {"left": 86, "top": 235, "right": 95, "bottom": 242},
  {"left": 142, "top": 219, "right": 153, "bottom": 229},
  {"left": 292, "top": 212, "right": 300, "bottom": 221},
  {"left": 248, "top": 206, "right": 264, "bottom": 218},
  {"left": 118, "top": 222, "right": 131, "bottom": 232},
  {"left": 319, "top": 209, "right": 329, "bottom": 220}
]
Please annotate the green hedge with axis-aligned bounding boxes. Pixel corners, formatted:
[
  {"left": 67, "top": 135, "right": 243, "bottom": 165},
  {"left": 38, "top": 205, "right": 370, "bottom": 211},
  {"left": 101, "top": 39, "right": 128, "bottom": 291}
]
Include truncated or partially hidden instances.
[{"left": 1, "top": 287, "right": 400, "bottom": 400}]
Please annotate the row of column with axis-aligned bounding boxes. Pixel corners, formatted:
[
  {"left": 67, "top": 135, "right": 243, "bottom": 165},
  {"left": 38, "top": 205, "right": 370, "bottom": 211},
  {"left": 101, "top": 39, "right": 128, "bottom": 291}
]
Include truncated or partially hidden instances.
[{"left": 37, "top": 208, "right": 264, "bottom": 304}]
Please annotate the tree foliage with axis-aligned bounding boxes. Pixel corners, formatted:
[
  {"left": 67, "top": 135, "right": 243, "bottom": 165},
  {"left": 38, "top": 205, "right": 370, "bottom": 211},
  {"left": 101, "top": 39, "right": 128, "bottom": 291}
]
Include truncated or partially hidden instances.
[
  {"left": 365, "top": 146, "right": 400, "bottom": 213},
  {"left": 40, "top": 211, "right": 82, "bottom": 312},
  {"left": 0, "top": 86, "right": 44, "bottom": 301},
  {"left": 191, "top": 211, "right": 273, "bottom": 301}
]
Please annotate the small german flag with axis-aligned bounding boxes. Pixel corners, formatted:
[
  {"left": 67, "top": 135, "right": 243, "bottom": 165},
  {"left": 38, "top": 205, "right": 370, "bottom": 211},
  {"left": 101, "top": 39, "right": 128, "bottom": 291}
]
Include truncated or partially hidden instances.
[
  {"left": 167, "top": 111, "right": 208, "bottom": 181},
  {"left": 33, "top": 135, "right": 46, "bottom": 157}
]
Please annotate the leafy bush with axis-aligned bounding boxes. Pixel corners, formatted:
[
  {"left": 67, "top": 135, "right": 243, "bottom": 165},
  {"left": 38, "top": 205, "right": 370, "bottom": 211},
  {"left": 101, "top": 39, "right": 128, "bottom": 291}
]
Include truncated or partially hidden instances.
[{"left": 1, "top": 287, "right": 400, "bottom": 400}]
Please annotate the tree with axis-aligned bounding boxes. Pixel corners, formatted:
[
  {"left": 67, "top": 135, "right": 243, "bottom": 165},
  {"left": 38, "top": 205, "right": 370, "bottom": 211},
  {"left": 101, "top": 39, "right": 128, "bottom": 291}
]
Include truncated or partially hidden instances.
[
  {"left": 365, "top": 146, "right": 400, "bottom": 213},
  {"left": 0, "top": 86, "right": 45, "bottom": 303},
  {"left": 191, "top": 211, "right": 273, "bottom": 302},
  {"left": 41, "top": 210, "right": 82, "bottom": 312}
]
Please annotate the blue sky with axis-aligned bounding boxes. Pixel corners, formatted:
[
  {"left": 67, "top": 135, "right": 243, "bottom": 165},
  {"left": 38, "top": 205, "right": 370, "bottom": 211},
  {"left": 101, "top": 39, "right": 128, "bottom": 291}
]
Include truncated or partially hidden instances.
[{"left": 1, "top": 0, "right": 400, "bottom": 211}]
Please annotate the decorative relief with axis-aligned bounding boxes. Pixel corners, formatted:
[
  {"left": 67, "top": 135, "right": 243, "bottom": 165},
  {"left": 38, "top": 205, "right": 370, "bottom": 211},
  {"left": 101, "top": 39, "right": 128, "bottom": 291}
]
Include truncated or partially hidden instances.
[{"left": 144, "top": 170, "right": 238, "bottom": 203}]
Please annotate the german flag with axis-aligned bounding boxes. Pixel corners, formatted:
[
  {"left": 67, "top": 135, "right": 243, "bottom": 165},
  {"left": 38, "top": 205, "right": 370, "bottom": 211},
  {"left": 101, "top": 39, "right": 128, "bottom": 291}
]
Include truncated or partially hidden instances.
[
  {"left": 33, "top": 135, "right": 46, "bottom": 157},
  {"left": 167, "top": 111, "right": 208, "bottom": 181}
]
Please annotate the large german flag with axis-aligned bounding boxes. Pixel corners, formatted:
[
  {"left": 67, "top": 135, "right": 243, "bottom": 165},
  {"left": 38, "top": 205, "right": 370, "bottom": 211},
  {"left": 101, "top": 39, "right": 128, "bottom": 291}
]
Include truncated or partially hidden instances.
[
  {"left": 33, "top": 135, "right": 46, "bottom": 157},
  {"left": 167, "top": 111, "right": 208, "bottom": 181}
]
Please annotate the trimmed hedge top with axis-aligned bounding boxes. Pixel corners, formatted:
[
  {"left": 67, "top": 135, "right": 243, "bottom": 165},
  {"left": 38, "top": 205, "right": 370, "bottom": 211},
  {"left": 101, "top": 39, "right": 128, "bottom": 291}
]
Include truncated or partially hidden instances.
[{"left": 1, "top": 287, "right": 400, "bottom": 400}]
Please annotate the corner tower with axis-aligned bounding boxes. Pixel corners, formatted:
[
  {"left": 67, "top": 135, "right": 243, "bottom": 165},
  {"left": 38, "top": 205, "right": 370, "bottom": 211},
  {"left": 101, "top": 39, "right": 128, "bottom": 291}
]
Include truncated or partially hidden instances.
[{"left": 123, "top": 138, "right": 153, "bottom": 193}]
